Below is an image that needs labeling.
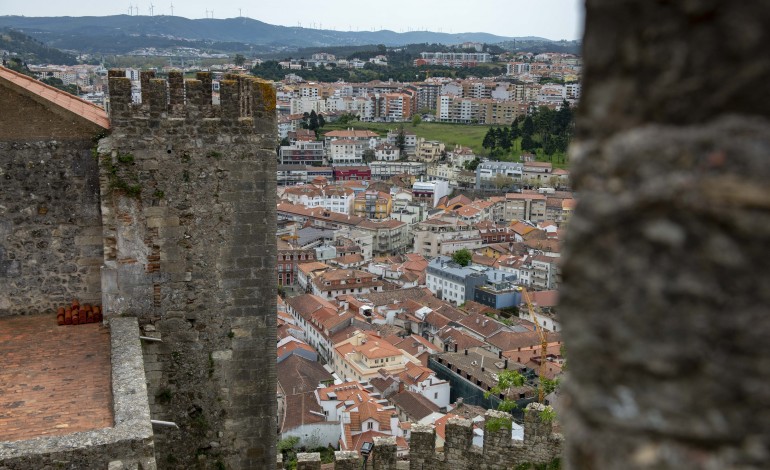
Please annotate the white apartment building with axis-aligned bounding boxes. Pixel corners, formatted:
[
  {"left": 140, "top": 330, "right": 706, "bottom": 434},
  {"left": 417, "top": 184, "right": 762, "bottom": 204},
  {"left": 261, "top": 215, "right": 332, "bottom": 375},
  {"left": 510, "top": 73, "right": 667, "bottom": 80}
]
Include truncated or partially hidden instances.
[
  {"left": 375, "top": 143, "right": 400, "bottom": 161},
  {"left": 328, "top": 139, "right": 365, "bottom": 166}
]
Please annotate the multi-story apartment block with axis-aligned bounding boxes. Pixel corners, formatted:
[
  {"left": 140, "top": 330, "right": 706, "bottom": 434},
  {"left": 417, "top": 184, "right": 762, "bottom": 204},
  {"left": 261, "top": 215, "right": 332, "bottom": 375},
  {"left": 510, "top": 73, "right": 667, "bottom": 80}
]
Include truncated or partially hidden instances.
[
  {"left": 415, "top": 52, "right": 492, "bottom": 67},
  {"left": 308, "top": 268, "right": 384, "bottom": 300},
  {"left": 412, "top": 180, "right": 450, "bottom": 207},
  {"left": 370, "top": 161, "right": 426, "bottom": 180},
  {"left": 522, "top": 161, "right": 554, "bottom": 184},
  {"left": 413, "top": 219, "right": 481, "bottom": 258},
  {"left": 386, "top": 129, "right": 418, "bottom": 154},
  {"left": 289, "top": 96, "right": 327, "bottom": 115},
  {"left": 282, "top": 185, "right": 355, "bottom": 214},
  {"left": 356, "top": 219, "right": 410, "bottom": 255},
  {"left": 277, "top": 239, "right": 317, "bottom": 286},
  {"left": 461, "top": 81, "right": 496, "bottom": 99},
  {"left": 437, "top": 95, "right": 483, "bottom": 124},
  {"left": 375, "top": 143, "right": 400, "bottom": 161},
  {"left": 504, "top": 192, "right": 548, "bottom": 223},
  {"left": 565, "top": 83, "right": 582, "bottom": 100},
  {"left": 384, "top": 92, "right": 413, "bottom": 121},
  {"left": 279, "top": 140, "right": 324, "bottom": 166},
  {"left": 332, "top": 331, "right": 417, "bottom": 382},
  {"left": 448, "top": 146, "right": 477, "bottom": 168},
  {"left": 483, "top": 100, "right": 528, "bottom": 125},
  {"left": 506, "top": 62, "right": 531, "bottom": 76},
  {"left": 323, "top": 128, "right": 379, "bottom": 147},
  {"left": 415, "top": 138, "right": 445, "bottom": 162},
  {"left": 328, "top": 139, "right": 365, "bottom": 166},
  {"left": 353, "top": 190, "right": 393, "bottom": 220},
  {"left": 416, "top": 83, "right": 442, "bottom": 112},
  {"left": 511, "top": 84, "right": 542, "bottom": 102},
  {"left": 476, "top": 161, "right": 524, "bottom": 189},
  {"left": 425, "top": 257, "right": 498, "bottom": 305},
  {"left": 427, "top": 163, "right": 460, "bottom": 186}
]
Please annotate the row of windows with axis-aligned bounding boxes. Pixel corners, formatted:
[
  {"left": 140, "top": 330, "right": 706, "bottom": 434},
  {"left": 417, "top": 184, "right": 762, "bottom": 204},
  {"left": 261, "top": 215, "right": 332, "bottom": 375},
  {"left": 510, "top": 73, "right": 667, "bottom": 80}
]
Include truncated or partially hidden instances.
[{"left": 278, "top": 253, "right": 312, "bottom": 261}]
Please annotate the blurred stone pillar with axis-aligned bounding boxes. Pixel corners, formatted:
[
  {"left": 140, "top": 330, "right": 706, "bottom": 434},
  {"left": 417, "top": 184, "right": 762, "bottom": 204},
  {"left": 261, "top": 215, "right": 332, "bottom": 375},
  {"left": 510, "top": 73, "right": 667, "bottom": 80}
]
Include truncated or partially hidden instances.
[{"left": 561, "top": 2, "right": 770, "bottom": 469}]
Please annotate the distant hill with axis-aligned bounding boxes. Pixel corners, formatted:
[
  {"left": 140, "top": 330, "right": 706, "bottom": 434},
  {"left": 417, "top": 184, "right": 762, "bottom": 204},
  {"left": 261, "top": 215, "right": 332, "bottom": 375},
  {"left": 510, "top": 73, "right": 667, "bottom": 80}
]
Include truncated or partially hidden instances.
[
  {"left": 0, "top": 15, "right": 555, "bottom": 53},
  {"left": 0, "top": 28, "right": 77, "bottom": 65}
]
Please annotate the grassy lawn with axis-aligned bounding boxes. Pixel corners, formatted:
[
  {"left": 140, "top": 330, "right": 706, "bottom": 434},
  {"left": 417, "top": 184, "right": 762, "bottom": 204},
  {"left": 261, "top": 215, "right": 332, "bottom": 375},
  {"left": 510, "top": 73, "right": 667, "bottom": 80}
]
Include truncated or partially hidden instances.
[{"left": 320, "top": 121, "right": 570, "bottom": 169}]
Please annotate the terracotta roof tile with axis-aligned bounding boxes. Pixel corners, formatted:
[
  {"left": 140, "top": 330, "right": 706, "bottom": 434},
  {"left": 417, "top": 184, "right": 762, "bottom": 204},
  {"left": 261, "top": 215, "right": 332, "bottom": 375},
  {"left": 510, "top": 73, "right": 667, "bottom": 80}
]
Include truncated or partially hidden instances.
[{"left": 0, "top": 66, "right": 109, "bottom": 129}]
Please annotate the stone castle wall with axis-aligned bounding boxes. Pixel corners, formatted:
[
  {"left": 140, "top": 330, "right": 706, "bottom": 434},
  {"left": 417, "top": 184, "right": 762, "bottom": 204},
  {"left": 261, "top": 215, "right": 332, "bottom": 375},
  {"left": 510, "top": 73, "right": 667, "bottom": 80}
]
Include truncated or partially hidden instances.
[
  {"left": 290, "top": 406, "right": 561, "bottom": 470},
  {"left": 0, "top": 86, "right": 104, "bottom": 316},
  {"left": 99, "top": 70, "right": 278, "bottom": 469},
  {"left": 560, "top": 1, "right": 770, "bottom": 469}
]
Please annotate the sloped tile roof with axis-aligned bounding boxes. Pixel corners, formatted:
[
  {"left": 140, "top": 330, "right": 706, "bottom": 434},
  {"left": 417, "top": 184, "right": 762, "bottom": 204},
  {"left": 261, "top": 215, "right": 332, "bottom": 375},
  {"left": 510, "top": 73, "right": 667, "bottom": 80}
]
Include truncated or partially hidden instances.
[{"left": 0, "top": 66, "right": 109, "bottom": 129}]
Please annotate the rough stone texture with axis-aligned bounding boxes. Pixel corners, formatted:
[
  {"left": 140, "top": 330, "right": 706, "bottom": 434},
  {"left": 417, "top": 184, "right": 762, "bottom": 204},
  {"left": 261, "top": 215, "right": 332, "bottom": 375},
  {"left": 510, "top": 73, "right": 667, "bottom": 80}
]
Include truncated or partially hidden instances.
[
  {"left": 0, "top": 318, "right": 155, "bottom": 469},
  {"left": 406, "top": 405, "right": 562, "bottom": 470},
  {"left": 296, "top": 452, "right": 321, "bottom": 470},
  {"left": 333, "top": 451, "right": 361, "bottom": 470},
  {"left": 561, "top": 3, "right": 770, "bottom": 469},
  {"left": 372, "top": 436, "right": 397, "bottom": 470},
  {"left": 578, "top": 0, "right": 770, "bottom": 141},
  {"left": 0, "top": 139, "right": 104, "bottom": 315},
  {"left": 101, "top": 72, "right": 277, "bottom": 470}
]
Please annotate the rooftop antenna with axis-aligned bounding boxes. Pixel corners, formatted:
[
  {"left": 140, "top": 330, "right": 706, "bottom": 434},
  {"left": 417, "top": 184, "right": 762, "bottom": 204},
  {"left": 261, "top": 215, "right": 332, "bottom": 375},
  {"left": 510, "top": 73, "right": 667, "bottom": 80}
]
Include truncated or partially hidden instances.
[{"left": 170, "top": 2, "right": 174, "bottom": 16}]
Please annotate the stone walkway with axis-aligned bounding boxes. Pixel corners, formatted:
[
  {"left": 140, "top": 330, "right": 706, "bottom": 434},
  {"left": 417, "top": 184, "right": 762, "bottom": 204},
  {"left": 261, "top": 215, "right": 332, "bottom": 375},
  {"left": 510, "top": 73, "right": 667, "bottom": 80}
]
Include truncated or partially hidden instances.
[{"left": 0, "top": 314, "right": 113, "bottom": 442}]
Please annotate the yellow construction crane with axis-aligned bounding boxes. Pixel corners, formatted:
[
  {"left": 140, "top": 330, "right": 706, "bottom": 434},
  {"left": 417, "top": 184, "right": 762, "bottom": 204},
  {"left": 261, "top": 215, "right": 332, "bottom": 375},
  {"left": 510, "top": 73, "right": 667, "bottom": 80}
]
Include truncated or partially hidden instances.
[{"left": 521, "top": 288, "right": 548, "bottom": 403}]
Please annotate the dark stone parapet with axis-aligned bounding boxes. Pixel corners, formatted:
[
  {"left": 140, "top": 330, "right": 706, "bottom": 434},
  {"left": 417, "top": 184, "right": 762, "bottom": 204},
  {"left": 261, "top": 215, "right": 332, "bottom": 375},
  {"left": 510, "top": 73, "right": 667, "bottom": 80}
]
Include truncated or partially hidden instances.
[{"left": 107, "top": 69, "right": 276, "bottom": 126}]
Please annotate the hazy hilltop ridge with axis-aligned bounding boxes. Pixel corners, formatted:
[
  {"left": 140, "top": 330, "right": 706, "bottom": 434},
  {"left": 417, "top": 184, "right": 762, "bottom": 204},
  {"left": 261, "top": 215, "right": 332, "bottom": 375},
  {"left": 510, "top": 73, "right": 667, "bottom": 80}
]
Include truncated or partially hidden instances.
[
  {"left": 0, "top": 28, "right": 77, "bottom": 64},
  {"left": 0, "top": 15, "right": 557, "bottom": 52}
]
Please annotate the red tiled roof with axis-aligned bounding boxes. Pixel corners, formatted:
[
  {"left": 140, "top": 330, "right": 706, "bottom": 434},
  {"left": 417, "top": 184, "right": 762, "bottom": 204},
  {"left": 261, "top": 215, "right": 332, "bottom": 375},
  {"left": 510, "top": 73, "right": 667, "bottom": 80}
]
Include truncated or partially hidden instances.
[{"left": 0, "top": 66, "right": 110, "bottom": 130}]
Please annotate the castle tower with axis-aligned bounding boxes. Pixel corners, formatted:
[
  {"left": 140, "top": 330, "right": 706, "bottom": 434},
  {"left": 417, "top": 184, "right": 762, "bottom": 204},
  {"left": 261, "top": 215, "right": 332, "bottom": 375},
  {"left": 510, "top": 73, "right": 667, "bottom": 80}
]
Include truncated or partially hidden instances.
[{"left": 100, "top": 70, "right": 277, "bottom": 469}]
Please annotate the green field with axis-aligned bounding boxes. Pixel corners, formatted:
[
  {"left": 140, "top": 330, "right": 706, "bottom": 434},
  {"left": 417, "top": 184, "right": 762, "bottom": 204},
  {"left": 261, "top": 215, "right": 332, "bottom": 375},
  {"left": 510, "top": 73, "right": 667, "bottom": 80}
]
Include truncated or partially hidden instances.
[{"left": 320, "top": 121, "right": 569, "bottom": 168}]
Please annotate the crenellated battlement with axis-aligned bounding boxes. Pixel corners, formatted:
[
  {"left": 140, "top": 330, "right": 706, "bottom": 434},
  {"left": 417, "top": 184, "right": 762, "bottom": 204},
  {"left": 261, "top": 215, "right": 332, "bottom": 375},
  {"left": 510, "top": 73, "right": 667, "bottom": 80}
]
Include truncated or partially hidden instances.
[
  {"left": 286, "top": 405, "right": 562, "bottom": 470},
  {"left": 107, "top": 69, "right": 276, "bottom": 126}
]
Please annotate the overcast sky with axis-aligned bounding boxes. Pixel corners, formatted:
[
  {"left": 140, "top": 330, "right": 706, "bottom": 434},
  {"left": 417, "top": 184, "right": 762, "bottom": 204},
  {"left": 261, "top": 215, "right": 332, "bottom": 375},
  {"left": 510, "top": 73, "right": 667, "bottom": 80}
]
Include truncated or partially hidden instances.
[{"left": 0, "top": 0, "right": 585, "bottom": 40}]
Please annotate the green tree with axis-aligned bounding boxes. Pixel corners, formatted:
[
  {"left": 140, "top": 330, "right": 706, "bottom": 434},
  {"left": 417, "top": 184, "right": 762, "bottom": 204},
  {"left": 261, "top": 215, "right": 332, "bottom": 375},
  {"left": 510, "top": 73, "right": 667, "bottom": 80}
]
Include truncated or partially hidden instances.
[
  {"left": 464, "top": 157, "right": 481, "bottom": 171},
  {"left": 482, "top": 128, "right": 496, "bottom": 154},
  {"left": 485, "top": 369, "right": 527, "bottom": 400},
  {"left": 500, "top": 126, "right": 512, "bottom": 151},
  {"left": 521, "top": 134, "right": 535, "bottom": 152},
  {"left": 317, "top": 113, "right": 326, "bottom": 128},
  {"left": 396, "top": 125, "right": 406, "bottom": 152},
  {"left": 233, "top": 54, "right": 246, "bottom": 67},
  {"left": 308, "top": 110, "right": 319, "bottom": 131},
  {"left": 493, "top": 173, "right": 515, "bottom": 190},
  {"left": 412, "top": 114, "right": 422, "bottom": 127},
  {"left": 452, "top": 248, "right": 472, "bottom": 267},
  {"left": 522, "top": 115, "right": 535, "bottom": 136},
  {"left": 541, "top": 377, "right": 560, "bottom": 396}
]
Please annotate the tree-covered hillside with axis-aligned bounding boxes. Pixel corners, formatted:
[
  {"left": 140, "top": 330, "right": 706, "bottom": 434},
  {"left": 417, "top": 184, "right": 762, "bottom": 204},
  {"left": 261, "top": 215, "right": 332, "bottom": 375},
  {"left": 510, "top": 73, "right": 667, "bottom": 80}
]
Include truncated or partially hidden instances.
[{"left": 0, "top": 28, "right": 77, "bottom": 65}]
